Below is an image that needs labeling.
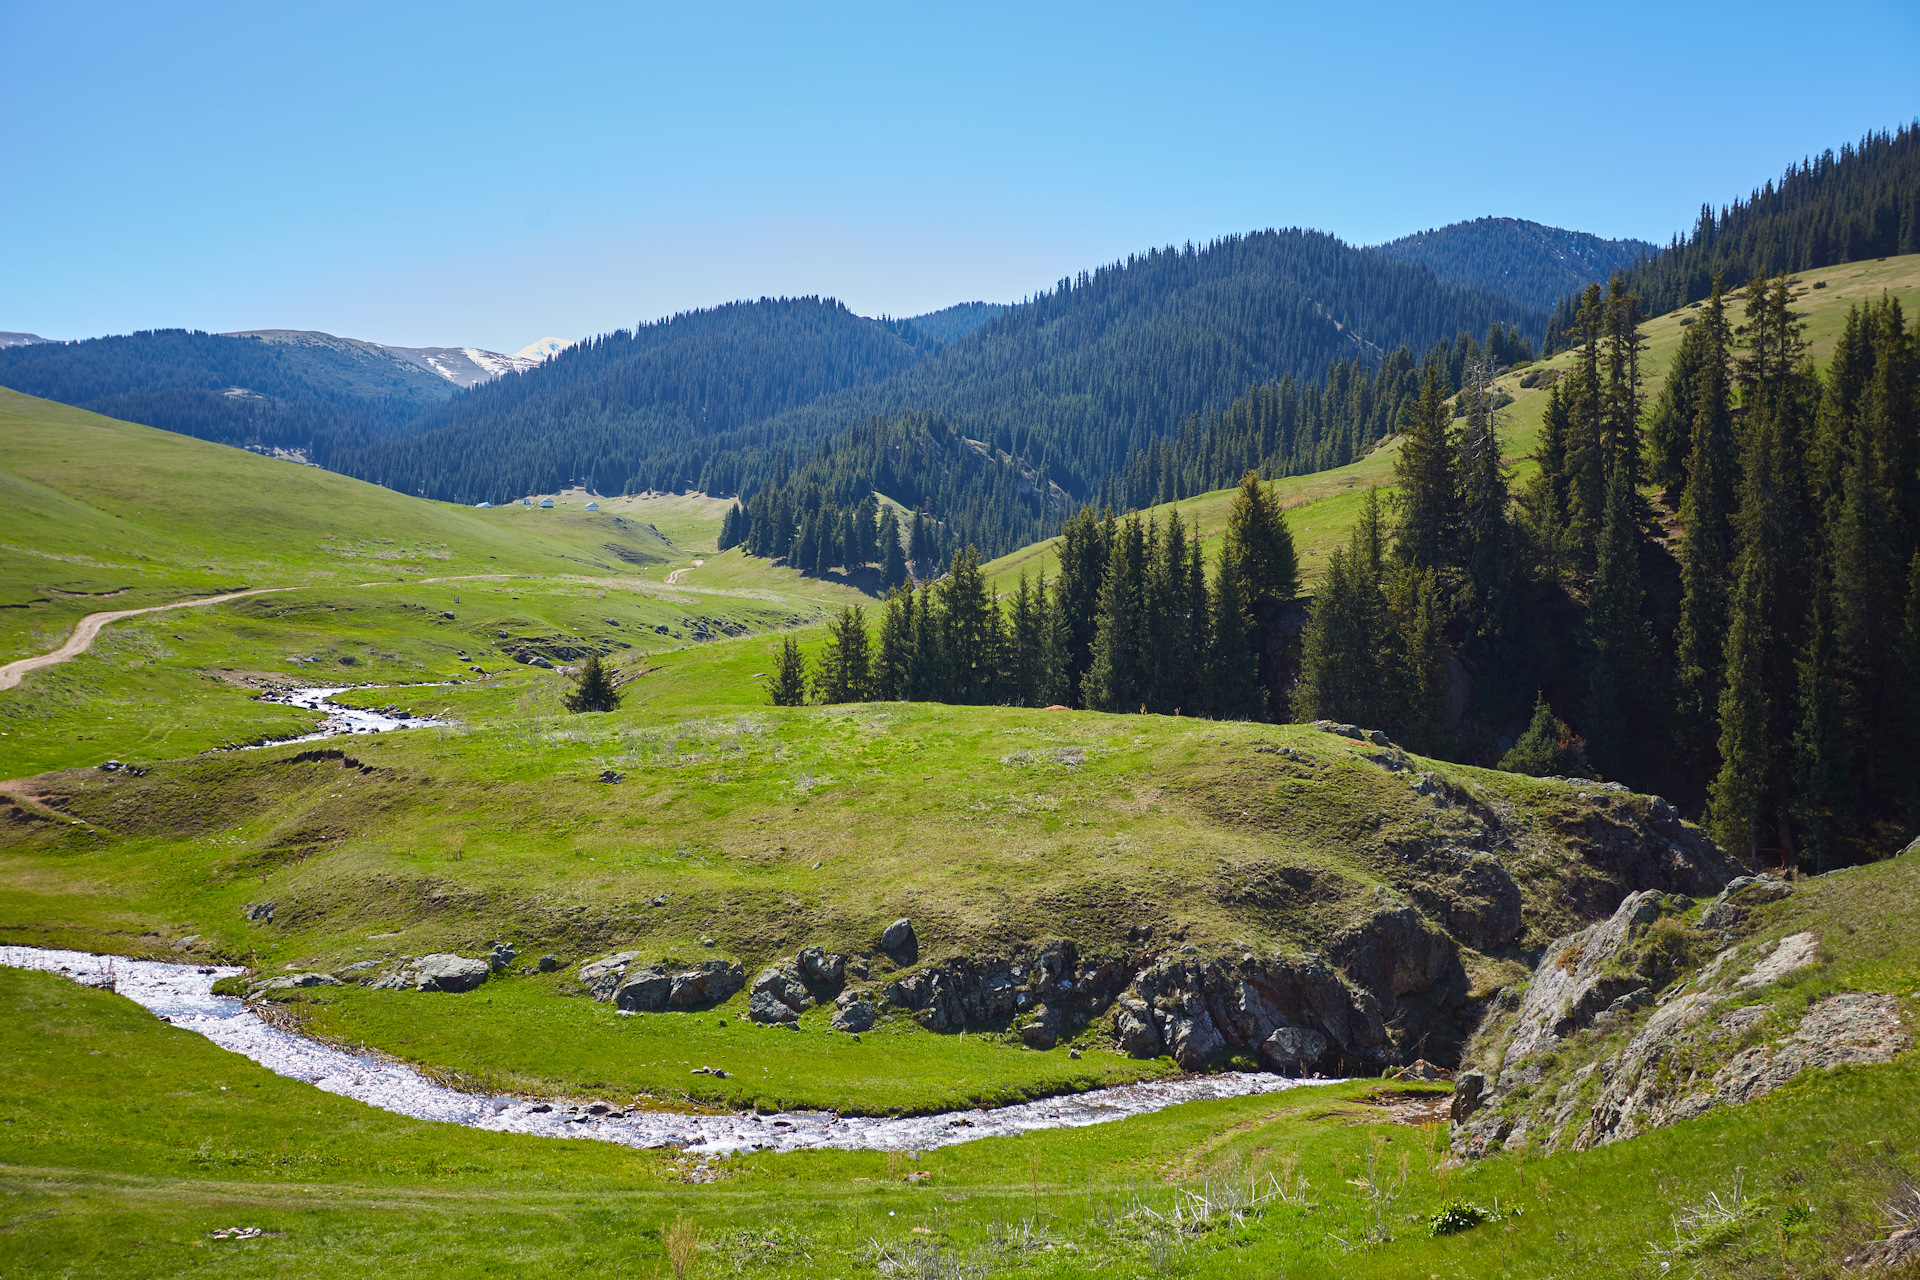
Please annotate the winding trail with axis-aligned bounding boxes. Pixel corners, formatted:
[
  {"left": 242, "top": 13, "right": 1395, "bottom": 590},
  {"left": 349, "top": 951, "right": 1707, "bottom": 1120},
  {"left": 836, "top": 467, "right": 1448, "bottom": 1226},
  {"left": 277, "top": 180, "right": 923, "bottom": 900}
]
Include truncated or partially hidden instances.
[{"left": 0, "top": 588, "right": 294, "bottom": 693}]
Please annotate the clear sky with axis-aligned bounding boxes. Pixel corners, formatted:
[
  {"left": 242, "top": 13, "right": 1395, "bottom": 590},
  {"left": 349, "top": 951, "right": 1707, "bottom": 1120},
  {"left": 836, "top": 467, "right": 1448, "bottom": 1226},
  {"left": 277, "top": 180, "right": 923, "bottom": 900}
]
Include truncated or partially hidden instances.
[{"left": 3, "top": 1, "right": 1916, "bottom": 353}]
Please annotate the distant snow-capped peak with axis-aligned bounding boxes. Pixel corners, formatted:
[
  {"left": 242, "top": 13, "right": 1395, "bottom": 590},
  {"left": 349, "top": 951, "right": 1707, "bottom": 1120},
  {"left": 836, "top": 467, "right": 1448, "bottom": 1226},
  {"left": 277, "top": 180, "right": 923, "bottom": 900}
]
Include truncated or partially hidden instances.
[{"left": 514, "top": 336, "right": 575, "bottom": 362}]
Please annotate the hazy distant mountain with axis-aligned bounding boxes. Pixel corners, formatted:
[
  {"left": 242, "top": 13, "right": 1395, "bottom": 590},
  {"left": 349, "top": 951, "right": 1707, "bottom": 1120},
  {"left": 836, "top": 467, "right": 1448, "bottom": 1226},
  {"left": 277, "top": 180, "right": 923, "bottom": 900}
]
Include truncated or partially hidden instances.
[
  {"left": 903, "top": 302, "right": 1006, "bottom": 344},
  {"left": 0, "top": 332, "right": 51, "bottom": 349},
  {"left": 1372, "top": 217, "right": 1656, "bottom": 313}
]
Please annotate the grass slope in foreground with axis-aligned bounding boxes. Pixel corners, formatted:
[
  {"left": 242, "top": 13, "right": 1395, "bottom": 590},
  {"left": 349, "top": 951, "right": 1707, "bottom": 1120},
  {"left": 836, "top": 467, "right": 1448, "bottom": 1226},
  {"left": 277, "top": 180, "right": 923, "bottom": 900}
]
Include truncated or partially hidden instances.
[{"left": 2, "top": 844, "right": 1915, "bottom": 1277}]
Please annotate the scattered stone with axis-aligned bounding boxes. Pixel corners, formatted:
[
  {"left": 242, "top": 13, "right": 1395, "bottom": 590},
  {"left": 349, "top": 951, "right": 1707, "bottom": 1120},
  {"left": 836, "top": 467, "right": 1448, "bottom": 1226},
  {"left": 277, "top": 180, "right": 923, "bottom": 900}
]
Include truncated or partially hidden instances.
[
  {"left": 599, "top": 770, "right": 624, "bottom": 784},
  {"left": 489, "top": 942, "right": 516, "bottom": 974},
  {"left": 537, "top": 954, "right": 561, "bottom": 973},
  {"left": 751, "top": 966, "right": 811, "bottom": 1017},
  {"left": 651, "top": 894, "right": 669, "bottom": 907},
  {"left": 667, "top": 960, "right": 744, "bottom": 1007},
  {"left": 258, "top": 972, "right": 339, "bottom": 992},
  {"left": 1387, "top": 1058, "right": 1453, "bottom": 1082},
  {"left": 614, "top": 967, "right": 671, "bottom": 1012},
  {"left": 242, "top": 901, "right": 275, "bottom": 924}
]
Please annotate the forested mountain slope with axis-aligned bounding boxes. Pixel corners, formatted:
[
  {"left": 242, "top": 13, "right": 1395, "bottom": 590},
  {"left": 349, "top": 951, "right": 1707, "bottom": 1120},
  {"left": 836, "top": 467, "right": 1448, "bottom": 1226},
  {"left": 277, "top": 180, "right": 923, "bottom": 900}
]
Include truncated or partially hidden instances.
[
  {"left": 337, "top": 231, "right": 1545, "bottom": 519},
  {"left": 1545, "top": 123, "right": 1920, "bottom": 343},
  {"left": 1374, "top": 216, "right": 1655, "bottom": 313},
  {"left": 336, "top": 297, "right": 937, "bottom": 501},
  {"left": 0, "top": 328, "right": 461, "bottom": 462}
]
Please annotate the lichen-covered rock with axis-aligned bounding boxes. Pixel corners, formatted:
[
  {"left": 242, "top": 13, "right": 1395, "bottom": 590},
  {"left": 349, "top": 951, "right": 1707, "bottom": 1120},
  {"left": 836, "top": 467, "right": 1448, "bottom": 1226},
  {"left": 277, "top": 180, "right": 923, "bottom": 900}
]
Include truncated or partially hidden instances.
[
  {"left": 1020, "top": 1002, "right": 1066, "bottom": 1049},
  {"left": 1111, "top": 997, "right": 1161, "bottom": 1056},
  {"left": 1699, "top": 875, "right": 1795, "bottom": 930}
]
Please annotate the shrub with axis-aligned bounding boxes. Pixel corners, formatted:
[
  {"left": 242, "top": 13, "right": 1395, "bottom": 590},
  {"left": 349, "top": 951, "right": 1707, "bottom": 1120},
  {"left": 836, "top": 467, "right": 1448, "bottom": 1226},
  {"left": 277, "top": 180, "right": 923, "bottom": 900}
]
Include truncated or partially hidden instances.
[
  {"left": 563, "top": 653, "right": 622, "bottom": 713},
  {"left": 1428, "top": 1201, "right": 1494, "bottom": 1236},
  {"left": 1500, "top": 692, "right": 1595, "bottom": 778}
]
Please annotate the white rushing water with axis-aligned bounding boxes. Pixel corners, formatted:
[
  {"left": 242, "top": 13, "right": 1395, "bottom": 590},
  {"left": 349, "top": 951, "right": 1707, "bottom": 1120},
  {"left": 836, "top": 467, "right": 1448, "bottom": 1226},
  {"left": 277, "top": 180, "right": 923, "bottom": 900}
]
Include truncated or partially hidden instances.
[
  {"left": 248, "top": 686, "right": 451, "bottom": 747},
  {"left": 0, "top": 946, "right": 1339, "bottom": 1156}
]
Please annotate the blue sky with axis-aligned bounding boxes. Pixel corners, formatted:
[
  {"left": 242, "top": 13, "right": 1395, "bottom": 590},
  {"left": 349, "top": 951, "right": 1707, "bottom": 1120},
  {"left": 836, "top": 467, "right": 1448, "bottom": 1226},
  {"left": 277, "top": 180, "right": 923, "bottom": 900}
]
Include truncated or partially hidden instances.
[{"left": 3, "top": 1, "right": 1916, "bottom": 352}]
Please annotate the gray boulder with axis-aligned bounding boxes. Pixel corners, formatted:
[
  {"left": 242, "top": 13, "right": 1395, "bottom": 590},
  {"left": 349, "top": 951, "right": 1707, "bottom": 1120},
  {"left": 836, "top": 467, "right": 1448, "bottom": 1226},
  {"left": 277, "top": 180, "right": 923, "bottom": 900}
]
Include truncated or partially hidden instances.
[
  {"left": 667, "top": 959, "right": 744, "bottom": 1006},
  {"left": 748, "top": 989, "right": 800, "bottom": 1024},
  {"left": 243, "top": 901, "right": 275, "bottom": 923},
  {"left": 880, "top": 918, "right": 917, "bottom": 960},
  {"left": 614, "top": 968, "right": 672, "bottom": 1012},
  {"left": 751, "top": 966, "right": 811, "bottom": 1013},
  {"left": 537, "top": 954, "right": 561, "bottom": 973},
  {"left": 1449, "top": 1069, "right": 1486, "bottom": 1122},
  {"left": 1259, "top": 1025, "right": 1328, "bottom": 1073},
  {"left": 830, "top": 994, "right": 879, "bottom": 1033},
  {"left": 415, "top": 954, "right": 490, "bottom": 993},
  {"left": 577, "top": 950, "right": 640, "bottom": 1001},
  {"left": 490, "top": 942, "right": 516, "bottom": 974},
  {"left": 797, "top": 946, "right": 846, "bottom": 988}
]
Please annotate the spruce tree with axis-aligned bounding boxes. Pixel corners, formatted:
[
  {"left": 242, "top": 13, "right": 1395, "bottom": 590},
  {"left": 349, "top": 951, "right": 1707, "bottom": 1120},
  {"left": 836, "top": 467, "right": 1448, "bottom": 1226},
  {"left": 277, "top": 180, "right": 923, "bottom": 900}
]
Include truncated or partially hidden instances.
[
  {"left": 1296, "top": 540, "right": 1382, "bottom": 727},
  {"left": 1086, "top": 515, "right": 1149, "bottom": 713},
  {"left": 1054, "top": 507, "right": 1110, "bottom": 706},
  {"left": 1499, "top": 693, "right": 1594, "bottom": 778},
  {"left": 814, "top": 605, "right": 872, "bottom": 704},
  {"left": 563, "top": 653, "right": 622, "bottom": 713},
  {"left": 1384, "top": 564, "right": 1448, "bottom": 753},
  {"left": 1203, "top": 549, "right": 1266, "bottom": 720},
  {"left": 1563, "top": 283, "right": 1609, "bottom": 564},
  {"left": 1007, "top": 574, "right": 1043, "bottom": 707},
  {"left": 1895, "top": 553, "right": 1920, "bottom": 817},
  {"left": 873, "top": 589, "right": 913, "bottom": 700},
  {"left": 1791, "top": 573, "right": 1852, "bottom": 871},
  {"left": 1711, "top": 565, "right": 1768, "bottom": 860},
  {"left": 768, "top": 635, "right": 809, "bottom": 707},
  {"left": 879, "top": 506, "right": 908, "bottom": 589},
  {"left": 1392, "top": 365, "right": 1459, "bottom": 577},
  {"left": 937, "top": 547, "right": 998, "bottom": 703},
  {"left": 1584, "top": 463, "right": 1652, "bottom": 780},
  {"left": 1673, "top": 277, "right": 1736, "bottom": 783},
  {"left": 1221, "top": 472, "right": 1299, "bottom": 614}
]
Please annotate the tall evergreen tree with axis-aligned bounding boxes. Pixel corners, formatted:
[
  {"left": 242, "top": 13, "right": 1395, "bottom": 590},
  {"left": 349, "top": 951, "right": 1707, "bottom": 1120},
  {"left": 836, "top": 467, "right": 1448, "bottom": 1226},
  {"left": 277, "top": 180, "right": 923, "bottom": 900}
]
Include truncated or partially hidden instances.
[
  {"left": 1053, "top": 507, "right": 1110, "bottom": 706},
  {"left": 768, "top": 635, "right": 809, "bottom": 707},
  {"left": 1085, "top": 515, "right": 1149, "bottom": 713},
  {"left": 1221, "top": 472, "right": 1300, "bottom": 613},
  {"left": 1791, "top": 572, "right": 1852, "bottom": 870},
  {"left": 878, "top": 506, "right": 908, "bottom": 589},
  {"left": 1204, "top": 548, "right": 1266, "bottom": 720},
  {"left": 814, "top": 605, "right": 873, "bottom": 704},
  {"left": 1392, "top": 365, "right": 1459, "bottom": 577},
  {"left": 563, "top": 653, "right": 622, "bottom": 713},
  {"left": 1584, "top": 463, "right": 1652, "bottom": 779},
  {"left": 874, "top": 589, "right": 913, "bottom": 700},
  {"left": 1673, "top": 277, "right": 1737, "bottom": 784}
]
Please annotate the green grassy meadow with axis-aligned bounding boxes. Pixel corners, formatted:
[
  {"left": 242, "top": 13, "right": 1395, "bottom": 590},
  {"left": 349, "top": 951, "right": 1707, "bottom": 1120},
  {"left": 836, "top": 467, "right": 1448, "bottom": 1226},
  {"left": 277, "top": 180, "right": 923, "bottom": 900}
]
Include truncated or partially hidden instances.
[{"left": 3, "top": 264, "right": 1919, "bottom": 1276}]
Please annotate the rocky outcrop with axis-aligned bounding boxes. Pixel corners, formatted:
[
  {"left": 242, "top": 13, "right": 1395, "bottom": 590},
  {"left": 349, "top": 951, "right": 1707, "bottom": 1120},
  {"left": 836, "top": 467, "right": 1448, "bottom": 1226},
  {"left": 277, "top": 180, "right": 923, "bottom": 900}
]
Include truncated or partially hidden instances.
[
  {"left": 1450, "top": 874, "right": 1911, "bottom": 1158},
  {"left": 830, "top": 994, "right": 879, "bottom": 1033},
  {"left": 575, "top": 951, "right": 743, "bottom": 1011},
  {"left": 748, "top": 966, "right": 811, "bottom": 1023}
]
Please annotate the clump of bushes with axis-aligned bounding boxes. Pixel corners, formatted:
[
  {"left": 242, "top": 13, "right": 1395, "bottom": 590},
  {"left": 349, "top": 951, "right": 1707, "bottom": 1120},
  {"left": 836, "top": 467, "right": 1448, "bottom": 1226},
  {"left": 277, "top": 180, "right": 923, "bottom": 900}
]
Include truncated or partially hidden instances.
[{"left": 1428, "top": 1201, "right": 1498, "bottom": 1236}]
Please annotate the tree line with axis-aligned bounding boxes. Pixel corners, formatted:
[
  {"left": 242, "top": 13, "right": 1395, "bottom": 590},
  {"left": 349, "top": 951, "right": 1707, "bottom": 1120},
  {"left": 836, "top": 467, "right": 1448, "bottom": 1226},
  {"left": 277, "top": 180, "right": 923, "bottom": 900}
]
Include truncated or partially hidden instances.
[
  {"left": 1299, "top": 270, "right": 1919, "bottom": 869},
  {"left": 765, "top": 474, "right": 1298, "bottom": 722},
  {"left": 1544, "top": 124, "right": 1920, "bottom": 349}
]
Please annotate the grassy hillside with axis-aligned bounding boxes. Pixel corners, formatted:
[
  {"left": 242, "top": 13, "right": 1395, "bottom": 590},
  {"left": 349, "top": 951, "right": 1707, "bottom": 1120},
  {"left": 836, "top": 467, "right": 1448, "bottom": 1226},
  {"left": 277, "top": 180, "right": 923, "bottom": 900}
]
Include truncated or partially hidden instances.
[{"left": 985, "top": 252, "right": 1920, "bottom": 595}]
